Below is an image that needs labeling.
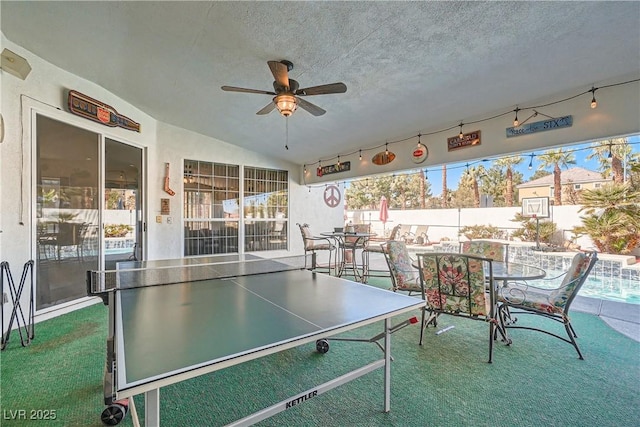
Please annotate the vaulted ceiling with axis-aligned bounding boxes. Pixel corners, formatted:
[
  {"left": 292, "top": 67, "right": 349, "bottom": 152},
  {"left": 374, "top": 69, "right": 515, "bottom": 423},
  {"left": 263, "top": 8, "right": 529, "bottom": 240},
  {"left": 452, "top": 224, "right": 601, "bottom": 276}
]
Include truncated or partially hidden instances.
[{"left": 2, "top": 1, "right": 639, "bottom": 165}]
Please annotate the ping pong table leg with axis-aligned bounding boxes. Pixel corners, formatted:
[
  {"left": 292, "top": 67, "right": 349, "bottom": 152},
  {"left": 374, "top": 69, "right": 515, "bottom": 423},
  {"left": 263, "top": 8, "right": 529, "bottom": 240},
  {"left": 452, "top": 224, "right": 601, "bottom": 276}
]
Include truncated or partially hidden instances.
[
  {"left": 384, "top": 317, "right": 391, "bottom": 412},
  {"left": 145, "top": 389, "right": 160, "bottom": 426}
]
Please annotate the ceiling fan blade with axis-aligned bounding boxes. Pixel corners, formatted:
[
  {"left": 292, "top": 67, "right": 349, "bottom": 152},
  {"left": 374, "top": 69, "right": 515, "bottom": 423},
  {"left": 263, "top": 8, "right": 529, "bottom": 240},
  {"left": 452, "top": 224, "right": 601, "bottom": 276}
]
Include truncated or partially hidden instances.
[
  {"left": 256, "top": 102, "right": 276, "bottom": 115},
  {"left": 296, "top": 97, "right": 326, "bottom": 116},
  {"left": 221, "top": 86, "right": 275, "bottom": 95},
  {"left": 296, "top": 82, "right": 347, "bottom": 96},
  {"left": 268, "top": 61, "right": 290, "bottom": 89}
]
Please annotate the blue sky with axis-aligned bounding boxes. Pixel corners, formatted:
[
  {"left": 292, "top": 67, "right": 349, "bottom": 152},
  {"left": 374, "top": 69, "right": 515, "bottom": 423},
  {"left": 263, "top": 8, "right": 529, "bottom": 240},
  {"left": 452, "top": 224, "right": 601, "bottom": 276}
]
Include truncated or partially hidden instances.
[{"left": 421, "top": 135, "right": 640, "bottom": 196}]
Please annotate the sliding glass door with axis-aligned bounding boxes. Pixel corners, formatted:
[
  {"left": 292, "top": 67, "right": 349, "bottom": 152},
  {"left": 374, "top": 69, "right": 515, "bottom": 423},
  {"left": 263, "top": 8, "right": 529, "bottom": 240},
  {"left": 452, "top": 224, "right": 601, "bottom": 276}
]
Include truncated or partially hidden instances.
[
  {"left": 35, "top": 115, "right": 143, "bottom": 309},
  {"left": 104, "top": 138, "right": 143, "bottom": 269}
]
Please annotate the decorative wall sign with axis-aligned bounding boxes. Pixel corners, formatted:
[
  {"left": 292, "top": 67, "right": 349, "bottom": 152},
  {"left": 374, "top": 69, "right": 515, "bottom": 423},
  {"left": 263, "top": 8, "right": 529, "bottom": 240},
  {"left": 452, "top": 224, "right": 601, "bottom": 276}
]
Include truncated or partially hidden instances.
[
  {"left": 164, "top": 163, "right": 175, "bottom": 196},
  {"left": 323, "top": 185, "right": 341, "bottom": 208},
  {"left": 372, "top": 151, "right": 396, "bottom": 166},
  {"left": 447, "top": 130, "right": 481, "bottom": 152},
  {"left": 506, "top": 115, "right": 572, "bottom": 138},
  {"left": 68, "top": 90, "right": 141, "bottom": 132},
  {"left": 316, "top": 161, "right": 350, "bottom": 177},
  {"left": 411, "top": 143, "right": 428, "bottom": 164}
]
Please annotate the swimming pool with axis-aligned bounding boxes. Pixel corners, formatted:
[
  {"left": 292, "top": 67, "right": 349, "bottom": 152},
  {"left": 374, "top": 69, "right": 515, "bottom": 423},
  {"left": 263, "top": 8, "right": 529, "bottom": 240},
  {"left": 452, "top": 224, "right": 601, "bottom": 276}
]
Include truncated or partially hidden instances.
[{"left": 528, "top": 269, "right": 640, "bottom": 305}]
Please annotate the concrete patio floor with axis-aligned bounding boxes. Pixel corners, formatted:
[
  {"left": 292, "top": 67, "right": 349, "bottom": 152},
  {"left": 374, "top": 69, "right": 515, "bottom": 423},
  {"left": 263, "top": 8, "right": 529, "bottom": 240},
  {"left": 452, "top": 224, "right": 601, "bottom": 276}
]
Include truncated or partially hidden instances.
[{"left": 572, "top": 296, "right": 640, "bottom": 342}]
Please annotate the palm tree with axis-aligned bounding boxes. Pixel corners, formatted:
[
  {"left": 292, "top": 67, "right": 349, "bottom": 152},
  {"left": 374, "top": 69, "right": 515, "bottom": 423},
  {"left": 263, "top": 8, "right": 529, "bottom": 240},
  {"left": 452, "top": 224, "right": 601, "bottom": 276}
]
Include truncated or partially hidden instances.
[
  {"left": 494, "top": 156, "right": 523, "bottom": 206},
  {"left": 573, "top": 183, "right": 640, "bottom": 254},
  {"left": 586, "top": 138, "right": 631, "bottom": 184},
  {"left": 441, "top": 165, "right": 448, "bottom": 208},
  {"left": 460, "top": 165, "right": 486, "bottom": 208},
  {"left": 537, "top": 149, "right": 576, "bottom": 205}
]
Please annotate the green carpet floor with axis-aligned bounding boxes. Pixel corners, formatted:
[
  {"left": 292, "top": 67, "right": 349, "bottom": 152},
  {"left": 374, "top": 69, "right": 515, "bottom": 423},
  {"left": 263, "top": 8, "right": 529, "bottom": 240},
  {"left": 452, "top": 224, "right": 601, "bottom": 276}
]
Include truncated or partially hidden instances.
[{"left": 1, "top": 276, "right": 639, "bottom": 427}]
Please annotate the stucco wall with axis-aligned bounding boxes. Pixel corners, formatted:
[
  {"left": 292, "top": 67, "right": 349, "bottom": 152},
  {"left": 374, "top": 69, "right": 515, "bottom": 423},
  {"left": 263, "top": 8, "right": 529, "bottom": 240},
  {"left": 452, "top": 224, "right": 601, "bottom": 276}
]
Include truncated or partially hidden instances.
[
  {"left": 349, "top": 205, "right": 596, "bottom": 249},
  {"left": 0, "top": 36, "right": 343, "bottom": 323}
]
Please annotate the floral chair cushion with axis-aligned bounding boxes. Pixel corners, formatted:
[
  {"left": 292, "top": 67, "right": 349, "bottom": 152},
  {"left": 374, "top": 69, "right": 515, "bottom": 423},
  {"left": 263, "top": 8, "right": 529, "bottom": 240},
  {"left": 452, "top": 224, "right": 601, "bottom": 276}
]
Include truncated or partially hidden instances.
[
  {"left": 386, "top": 241, "right": 420, "bottom": 292},
  {"left": 461, "top": 241, "right": 506, "bottom": 262},
  {"left": 550, "top": 252, "right": 593, "bottom": 306},
  {"left": 419, "top": 254, "right": 490, "bottom": 317}
]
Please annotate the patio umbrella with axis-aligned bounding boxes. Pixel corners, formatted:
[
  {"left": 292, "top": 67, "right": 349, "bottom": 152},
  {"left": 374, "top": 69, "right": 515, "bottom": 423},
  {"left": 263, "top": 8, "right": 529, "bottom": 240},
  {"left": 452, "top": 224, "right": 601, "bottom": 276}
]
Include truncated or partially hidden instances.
[{"left": 379, "top": 196, "right": 389, "bottom": 234}]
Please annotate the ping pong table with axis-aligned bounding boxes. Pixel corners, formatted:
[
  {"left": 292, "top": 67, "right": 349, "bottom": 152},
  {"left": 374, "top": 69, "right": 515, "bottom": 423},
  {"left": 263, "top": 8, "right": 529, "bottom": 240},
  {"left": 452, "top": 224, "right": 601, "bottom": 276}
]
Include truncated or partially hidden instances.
[{"left": 88, "top": 255, "right": 424, "bottom": 426}]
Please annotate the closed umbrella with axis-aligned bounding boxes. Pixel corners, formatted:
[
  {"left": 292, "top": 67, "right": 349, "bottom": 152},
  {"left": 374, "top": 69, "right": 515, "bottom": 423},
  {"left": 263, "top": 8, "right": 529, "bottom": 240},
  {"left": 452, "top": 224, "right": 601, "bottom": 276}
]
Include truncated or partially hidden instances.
[{"left": 379, "top": 196, "right": 389, "bottom": 234}]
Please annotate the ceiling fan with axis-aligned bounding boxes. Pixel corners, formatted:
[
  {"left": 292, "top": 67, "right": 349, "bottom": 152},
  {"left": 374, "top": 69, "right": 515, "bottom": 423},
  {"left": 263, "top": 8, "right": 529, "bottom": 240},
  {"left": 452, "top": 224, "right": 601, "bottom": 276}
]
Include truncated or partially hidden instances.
[{"left": 221, "top": 60, "right": 347, "bottom": 117}]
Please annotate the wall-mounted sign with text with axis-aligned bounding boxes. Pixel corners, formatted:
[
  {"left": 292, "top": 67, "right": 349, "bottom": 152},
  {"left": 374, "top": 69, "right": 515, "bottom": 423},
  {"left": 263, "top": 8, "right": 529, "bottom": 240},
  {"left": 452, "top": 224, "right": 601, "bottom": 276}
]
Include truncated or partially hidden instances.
[
  {"left": 317, "top": 161, "right": 351, "bottom": 177},
  {"left": 68, "top": 90, "right": 141, "bottom": 132},
  {"left": 506, "top": 115, "right": 572, "bottom": 138},
  {"left": 447, "top": 130, "right": 481, "bottom": 152}
]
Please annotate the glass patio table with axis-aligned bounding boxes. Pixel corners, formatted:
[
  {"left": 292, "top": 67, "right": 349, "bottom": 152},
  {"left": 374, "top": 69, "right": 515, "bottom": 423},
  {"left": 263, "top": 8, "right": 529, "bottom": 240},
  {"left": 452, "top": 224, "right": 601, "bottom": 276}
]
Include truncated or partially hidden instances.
[
  {"left": 411, "top": 259, "right": 546, "bottom": 282},
  {"left": 320, "top": 231, "right": 374, "bottom": 280}
]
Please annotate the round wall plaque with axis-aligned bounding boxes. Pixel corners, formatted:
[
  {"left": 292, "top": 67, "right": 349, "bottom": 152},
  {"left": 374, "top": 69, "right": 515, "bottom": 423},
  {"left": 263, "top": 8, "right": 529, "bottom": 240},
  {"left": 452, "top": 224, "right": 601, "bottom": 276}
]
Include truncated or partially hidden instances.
[
  {"left": 372, "top": 151, "right": 396, "bottom": 166},
  {"left": 412, "top": 143, "right": 428, "bottom": 163}
]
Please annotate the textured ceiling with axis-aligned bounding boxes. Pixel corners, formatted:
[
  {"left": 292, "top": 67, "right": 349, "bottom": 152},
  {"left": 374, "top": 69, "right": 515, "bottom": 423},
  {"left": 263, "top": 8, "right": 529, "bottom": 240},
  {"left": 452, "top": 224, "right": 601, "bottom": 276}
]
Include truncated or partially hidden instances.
[{"left": 2, "top": 1, "right": 639, "bottom": 166}]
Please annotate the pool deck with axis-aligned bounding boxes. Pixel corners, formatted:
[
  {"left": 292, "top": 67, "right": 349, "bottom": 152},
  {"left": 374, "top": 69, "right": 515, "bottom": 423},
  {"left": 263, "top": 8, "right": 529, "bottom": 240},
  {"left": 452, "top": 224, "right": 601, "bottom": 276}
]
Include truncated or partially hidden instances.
[{"left": 572, "top": 296, "right": 640, "bottom": 342}]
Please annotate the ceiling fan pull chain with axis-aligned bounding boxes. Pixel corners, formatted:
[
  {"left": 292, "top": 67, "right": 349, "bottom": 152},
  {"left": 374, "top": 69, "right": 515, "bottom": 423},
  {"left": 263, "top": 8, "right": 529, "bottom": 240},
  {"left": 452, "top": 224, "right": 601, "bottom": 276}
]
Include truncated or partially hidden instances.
[{"left": 285, "top": 116, "right": 289, "bottom": 150}]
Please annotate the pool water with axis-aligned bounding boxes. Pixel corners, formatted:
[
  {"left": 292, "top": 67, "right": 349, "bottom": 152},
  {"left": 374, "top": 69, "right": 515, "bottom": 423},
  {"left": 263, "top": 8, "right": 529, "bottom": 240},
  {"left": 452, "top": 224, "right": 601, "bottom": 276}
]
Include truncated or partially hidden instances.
[{"left": 541, "top": 269, "right": 640, "bottom": 305}]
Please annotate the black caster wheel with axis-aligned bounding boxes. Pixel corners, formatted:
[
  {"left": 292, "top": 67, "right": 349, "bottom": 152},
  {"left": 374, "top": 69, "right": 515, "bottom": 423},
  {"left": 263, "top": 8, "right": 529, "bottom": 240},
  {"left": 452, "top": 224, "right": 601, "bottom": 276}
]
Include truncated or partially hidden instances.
[
  {"left": 316, "top": 339, "right": 329, "bottom": 354},
  {"left": 101, "top": 400, "right": 128, "bottom": 425}
]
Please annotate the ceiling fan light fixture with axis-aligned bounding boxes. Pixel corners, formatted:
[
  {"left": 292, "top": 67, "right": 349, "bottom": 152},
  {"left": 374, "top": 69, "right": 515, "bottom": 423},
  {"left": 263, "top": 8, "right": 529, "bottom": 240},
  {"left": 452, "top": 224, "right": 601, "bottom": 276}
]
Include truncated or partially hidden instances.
[{"left": 274, "top": 94, "right": 297, "bottom": 117}]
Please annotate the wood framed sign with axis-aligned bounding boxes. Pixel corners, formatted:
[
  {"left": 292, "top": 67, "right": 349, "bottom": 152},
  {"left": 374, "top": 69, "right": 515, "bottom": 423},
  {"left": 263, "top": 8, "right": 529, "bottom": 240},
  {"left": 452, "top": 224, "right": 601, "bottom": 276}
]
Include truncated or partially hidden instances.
[
  {"left": 316, "top": 161, "right": 350, "bottom": 177},
  {"left": 506, "top": 115, "right": 572, "bottom": 138},
  {"left": 68, "top": 90, "right": 141, "bottom": 132},
  {"left": 372, "top": 151, "right": 396, "bottom": 165},
  {"left": 447, "top": 130, "right": 481, "bottom": 151}
]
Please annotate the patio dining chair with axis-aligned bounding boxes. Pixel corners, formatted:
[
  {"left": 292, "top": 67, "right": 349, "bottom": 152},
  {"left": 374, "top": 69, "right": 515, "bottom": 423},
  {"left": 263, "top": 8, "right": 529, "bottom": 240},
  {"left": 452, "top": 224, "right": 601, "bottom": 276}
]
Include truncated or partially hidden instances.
[
  {"left": 361, "top": 224, "right": 402, "bottom": 282},
  {"left": 497, "top": 251, "right": 598, "bottom": 359},
  {"left": 460, "top": 240, "right": 508, "bottom": 262},
  {"left": 296, "top": 223, "right": 336, "bottom": 273},
  {"left": 416, "top": 252, "right": 498, "bottom": 363},
  {"left": 382, "top": 241, "right": 421, "bottom": 295}
]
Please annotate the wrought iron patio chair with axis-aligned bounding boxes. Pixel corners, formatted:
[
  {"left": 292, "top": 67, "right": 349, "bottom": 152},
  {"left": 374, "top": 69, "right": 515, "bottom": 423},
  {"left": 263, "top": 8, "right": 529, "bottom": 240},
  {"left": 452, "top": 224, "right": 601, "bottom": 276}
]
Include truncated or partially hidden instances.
[
  {"left": 497, "top": 251, "right": 598, "bottom": 359},
  {"left": 361, "top": 224, "right": 402, "bottom": 282},
  {"left": 416, "top": 252, "right": 498, "bottom": 363},
  {"left": 296, "top": 223, "right": 336, "bottom": 273},
  {"left": 460, "top": 240, "right": 508, "bottom": 262}
]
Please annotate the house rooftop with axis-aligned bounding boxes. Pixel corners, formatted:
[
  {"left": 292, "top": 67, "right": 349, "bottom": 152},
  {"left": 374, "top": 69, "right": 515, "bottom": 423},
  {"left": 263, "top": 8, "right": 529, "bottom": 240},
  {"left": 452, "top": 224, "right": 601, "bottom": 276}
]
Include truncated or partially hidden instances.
[{"left": 517, "top": 167, "right": 611, "bottom": 188}]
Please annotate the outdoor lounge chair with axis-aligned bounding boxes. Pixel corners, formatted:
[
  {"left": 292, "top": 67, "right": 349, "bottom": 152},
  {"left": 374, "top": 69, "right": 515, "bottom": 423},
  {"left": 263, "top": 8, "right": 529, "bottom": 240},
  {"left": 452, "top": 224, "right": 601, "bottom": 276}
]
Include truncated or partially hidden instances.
[
  {"left": 397, "top": 224, "right": 414, "bottom": 243},
  {"left": 412, "top": 225, "right": 429, "bottom": 245},
  {"left": 416, "top": 252, "right": 498, "bottom": 363},
  {"left": 497, "top": 251, "right": 598, "bottom": 359}
]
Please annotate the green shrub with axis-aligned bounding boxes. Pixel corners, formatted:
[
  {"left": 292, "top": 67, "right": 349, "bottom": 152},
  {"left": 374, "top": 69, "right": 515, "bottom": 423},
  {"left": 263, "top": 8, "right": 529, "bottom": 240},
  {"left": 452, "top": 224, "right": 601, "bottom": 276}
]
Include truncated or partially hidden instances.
[
  {"left": 460, "top": 224, "right": 502, "bottom": 240},
  {"left": 510, "top": 213, "right": 556, "bottom": 243},
  {"left": 104, "top": 224, "right": 133, "bottom": 238}
]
